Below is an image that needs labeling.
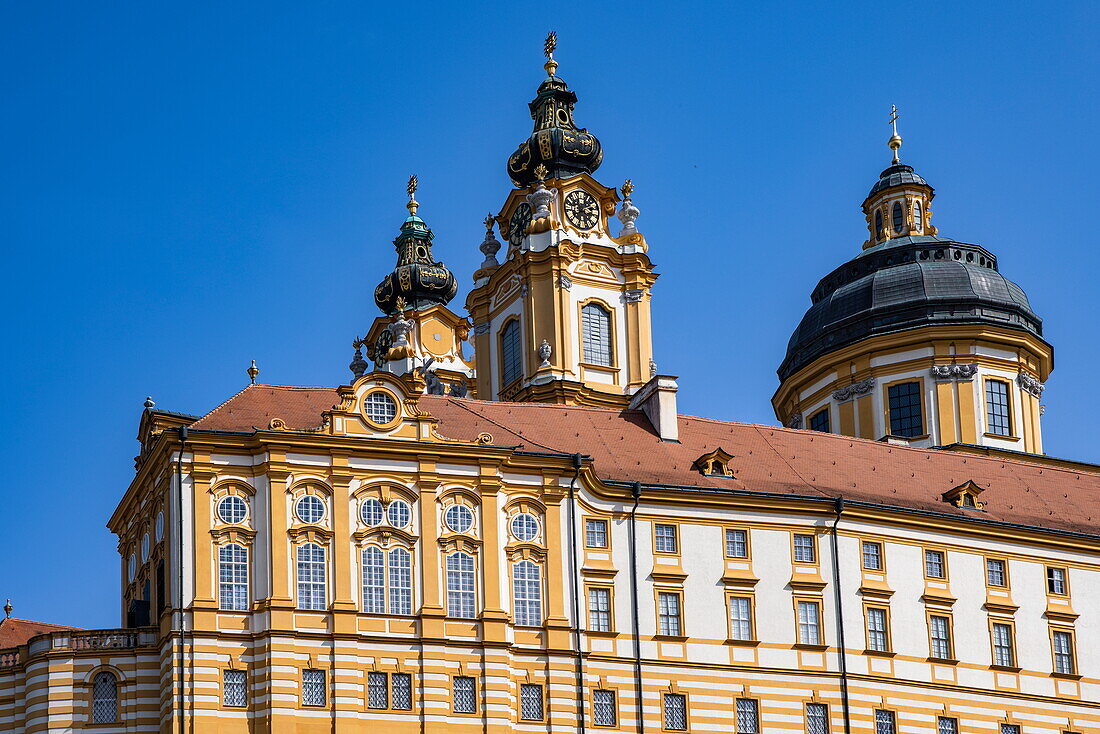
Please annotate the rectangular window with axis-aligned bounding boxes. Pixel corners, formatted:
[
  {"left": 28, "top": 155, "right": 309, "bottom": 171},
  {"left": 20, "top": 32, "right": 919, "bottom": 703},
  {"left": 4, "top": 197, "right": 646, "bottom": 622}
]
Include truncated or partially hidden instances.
[
  {"left": 992, "top": 622, "right": 1015, "bottom": 667},
  {"left": 866, "top": 607, "right": 889, "bottom": 652},
  {"left": 218, "top": 544, "right": 249, "bottom": 611},
  {"left": 924, "top": 549, "right": 946, "bottom": 579},
  {"left": 793, "top": 534, "right": 816, "bottom": 563},
  {"left": 929, "top": 615, "right": 952, "bottom": 659},
  {"left": 798, "top": 601, "right": 822, "bottom": 645},
  {"left": 663, "top": 693, "right": 687, "bottom": 731},
  {"left": 986, "top": 559, "right": 1007, "bottom": 587},
  {"left": 446, "top": 553, "right": 476, "bottom": 619},
  {"left": 453, "top": 676, "right": 476, "bottom": 714},
  {"left": 810, "top": 408, "right": 831, "bottom": 433},
  {"left": 501, "top": 321, "right": 522, "bottom": 387},
  {"left": 725, "top": 528, "right": 749, "bottom": 558},
  {"left": 582, "top": 303, "right": 613, "bottom": 366},
  {"left": 736, "top": 698, "right": 759, "bottom": 734},
  {"left": 729, "top": 596, "right": 753, "bottom": 641},
  {"left": 520, "top": 683, "right": 544, "bottom": 721},
  {"left": 1001, "top": 726, "right": 1020, "bottom": 734},
  {"left": 588, "top": 587, "right": 612, "bottom": 632},
  {"left": 938, "top": 718, "right": 958, "bottom": 734},
  {"left": 388, "top": 548, "right": 413, "bottom": 615},
  {"left": 806, "top": 703, "right": 829, "bottom": 734},
  {"left": 862, "top": 541, "right": 883, "bottom": 570},
  {"left": 585, "top": 519, "right": 609, "bottom": 548},
  {"left": 223, "top": 669, "right": 247, "bottom": 708},
  {"left": 367, "top": 671, "right": 388, "bottom": 709},
  {"left": 1053, "top": 630, "right": 1075, "bottom": 675},
  {"left": 362, "top": 547, "right": 386, "bottom": 614},
  {"left": 658, "top": 592, "right": 682, "bottom": 636},
  {"left": 512, "top": 561, "right": 543, "bottom": 627},
  {"left": 297, "top": 544, "right": 327, "bottom": 611},
  {"left": 888, "top": 382, "right": 923, "bottom": 437},
  {"left": 391, "top": 673, "right": 412, "bottom": 711},
  {"left": 875, "top": 710, "right": 896, "bottom": 734},
  {"left": 986, "top": 379, "right": 1012, "bottom": 436},
  {"left": 302, "top": 669, "right": 326, "bottom": 707},
  {"left": 593, "top": 689, "right": 617, "bottom": 727},
  {"left": 655, "top": 524, "right": 678, "bottom": 553},
  {"left": 1047, "top": 567, "right": 1067, "bottom": 595}
]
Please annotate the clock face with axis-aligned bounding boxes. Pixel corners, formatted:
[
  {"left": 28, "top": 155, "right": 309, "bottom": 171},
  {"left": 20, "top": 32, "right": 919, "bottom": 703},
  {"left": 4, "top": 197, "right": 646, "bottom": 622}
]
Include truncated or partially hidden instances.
[
  {"left": 564, "top": 189, "right": 599, "bottom": 230},
  {"left": 509, "top": 203, "right": 532, "bottom": 247}
]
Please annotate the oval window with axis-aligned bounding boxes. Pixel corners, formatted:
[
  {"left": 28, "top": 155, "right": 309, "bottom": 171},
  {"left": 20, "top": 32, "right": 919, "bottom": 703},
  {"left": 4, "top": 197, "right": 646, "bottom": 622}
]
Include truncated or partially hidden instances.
[
  {"left": 295, "top": 495, "right": 325, "bottom": 524},
  {"left": 218, "top": 496, "right": 247, "bottom": 525},
  {"left": 128, "top": 554, "right": 137, "bottom": 582},
  {"left": 141, "top": 533, "right": 151, "bottom": 562},
  {"left": 388, "top": 499, "right": 412, "bottom": 528},
  {"left": 510, "top": 512, "right": 539, "bottom": 542},
  {"left": 155, "top": 511, "right": 165, "bottom": 542},
  {"left": 445, "top": 504, "right": 474, "bottom": 534},
  {"left": 360, "top": 498, "right": 384, "bottom": 527},
  {"left": 892, "top": 201, "right": 904, "bottom": 233}
]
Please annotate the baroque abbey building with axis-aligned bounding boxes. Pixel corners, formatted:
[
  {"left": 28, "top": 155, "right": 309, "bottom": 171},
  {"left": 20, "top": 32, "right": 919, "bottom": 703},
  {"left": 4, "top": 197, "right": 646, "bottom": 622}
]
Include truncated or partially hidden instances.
[{"left": 3, "top": 37, "right": 1097, "bottom": 734}]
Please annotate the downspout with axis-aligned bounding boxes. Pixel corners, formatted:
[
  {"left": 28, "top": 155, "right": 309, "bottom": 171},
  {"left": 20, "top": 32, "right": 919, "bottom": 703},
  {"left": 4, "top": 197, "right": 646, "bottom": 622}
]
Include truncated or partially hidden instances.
[
  {"left": 629, "top": 482, "right": 644, "bottom": 734},
  {"left": 568, "top": 454, "right": 587, "bottom": 734},
  {"left": 829, "top": 498, "right": 851, "bottom": 734},
  {"left": 175, "top": 427, "right": 188, "bottom": 734}
]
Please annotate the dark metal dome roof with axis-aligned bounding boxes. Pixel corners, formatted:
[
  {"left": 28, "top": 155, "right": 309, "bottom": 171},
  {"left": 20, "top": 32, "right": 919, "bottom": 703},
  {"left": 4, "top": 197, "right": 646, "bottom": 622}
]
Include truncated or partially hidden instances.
[
  {"left": 777, "top": 236, "right": 1046, "bottom": 381},
  {"left": 373, "top": 214, "right": 457, "bottom": 316},
  {"left": 506, "top": 73, "right": 603, "bottom": 187},
  {"left": 868, "top": 162, "right": 929, "bottom": 197}
]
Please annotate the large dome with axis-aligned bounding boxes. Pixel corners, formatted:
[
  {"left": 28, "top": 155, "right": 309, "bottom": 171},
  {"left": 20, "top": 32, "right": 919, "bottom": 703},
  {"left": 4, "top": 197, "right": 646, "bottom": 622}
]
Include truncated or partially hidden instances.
[{"left": 778, "top": 235, "right": 1046, "bottom": 381}]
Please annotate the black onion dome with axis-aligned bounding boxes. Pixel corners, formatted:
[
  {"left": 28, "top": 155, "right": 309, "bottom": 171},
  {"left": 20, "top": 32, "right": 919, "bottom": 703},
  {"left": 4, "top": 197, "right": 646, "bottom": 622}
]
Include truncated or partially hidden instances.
[
  {"left": 868, "top": 162, "right": 930, "bottom": 198},
  {"left": 506, "top": 73, "right": 603, "bottom": 187},
  {"left": 778, "top": 235, "right": 1046, "bottom": 381},
  {"left": 373, "top": 212, "right": 458, "bottom": 316}
]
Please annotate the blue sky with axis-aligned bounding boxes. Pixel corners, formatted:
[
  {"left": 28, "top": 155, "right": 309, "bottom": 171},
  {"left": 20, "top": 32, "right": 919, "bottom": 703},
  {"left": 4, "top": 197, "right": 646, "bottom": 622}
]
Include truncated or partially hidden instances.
[{"left": 1, "top": 2, "right": 1097, "bottom": 628}]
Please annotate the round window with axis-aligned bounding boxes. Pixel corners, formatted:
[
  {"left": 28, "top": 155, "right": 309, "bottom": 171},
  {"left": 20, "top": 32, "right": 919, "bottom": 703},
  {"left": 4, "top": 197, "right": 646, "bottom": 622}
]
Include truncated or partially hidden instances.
[
  {"left": 388, "top": 499, "right": 411, "bottom": 528},
  {"left": 363, "top": 391, "right": 398, "bottom": 425},
  {"left": 296, "top": 495, "right": 325, "bottom": 524},
  {"left": 360, "top": 498, "right": 384, "bottom": 527},
  {"left": 141, "top": 533, "right": 151, "bottom": 562},
  {"left": 445, "top": 504, "right": 474, "bottom": 534},
  {"left": 510, "top": 512, "right": 539, "bottom": 542},
  {"left": 155, "top": 511, "right": 165, "bottom": 541},
  {"left": 218, "top": 496, "right": 248, "bottom": 525},
  {"left": 127, "top": 554, "right": 137, "bottom": 582}
]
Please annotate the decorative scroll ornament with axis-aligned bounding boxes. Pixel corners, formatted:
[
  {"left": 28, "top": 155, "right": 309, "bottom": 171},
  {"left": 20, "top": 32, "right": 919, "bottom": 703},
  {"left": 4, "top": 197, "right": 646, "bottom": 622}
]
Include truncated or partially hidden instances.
[
  {"left": 784, "top": 412, "right": 804, "bottom": 429},
  {"left": 832, "top": 377, "right": 876, "bottom": 402},
  {"left": 617, "top": 179, "right": 640, "bottom": 236},
  {"left": 479, "top": 213, "right": 501, "bottom": 268},
  {"left": 538, "top": 339, "right": 552, "bottom": 368},
  {"left": 1017, "top": 371, "right": 1045, "bottom": 398},
  {"left": 930, "top": 363, "right": 978, "bottom": 381},
  {"left": 624, "top": 289, "right": 645, "bottom": 303}
]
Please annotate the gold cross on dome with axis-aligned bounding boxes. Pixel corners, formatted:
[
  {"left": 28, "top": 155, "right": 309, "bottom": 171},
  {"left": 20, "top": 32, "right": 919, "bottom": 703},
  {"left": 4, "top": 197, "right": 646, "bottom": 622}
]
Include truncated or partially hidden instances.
[{"left": 889, "top": 105, "right": 900, "bottom": 136}]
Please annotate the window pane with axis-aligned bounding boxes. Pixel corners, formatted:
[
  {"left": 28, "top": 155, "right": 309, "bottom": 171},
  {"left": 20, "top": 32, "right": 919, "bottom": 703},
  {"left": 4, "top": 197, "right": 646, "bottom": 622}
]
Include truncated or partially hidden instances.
[
  {"left": 993, "top": 623, "right": 1014, "bottom": 667},
  {"left": 391, "top": 673, "right": 412, "bottom": 710},
  {"left": 867, "top": 608, "right": 888, "bottom": 651},
  {"left": 664, "top": 693, "right": 687, "bottom": 731},
  {"left": 447, "top": 553, "right": 476, "bottom": 619},
  {"left": 985, "top": 380, "right": 1011, "bottom": 435},
  {"left": 736, "top": 698, "right": 759, "bottom": 734},
  {"left": 924, "top": 550, "right": 945, "bottom": 578},
  {"left": 582, "top": 303, "right": 613, "bottom": 366},
  {"left": 92, "top": 672, "right": 118, "bottom": 723},
  {"left": 930, "top": 615, "right": 952, "bottom": 659},
  {"left": 513, "top": 561, "right": 542, "bottom": 626},
  {"left": 938, "top": 718, "right": 957, "bottom": 734},
  {"left": 888, "top": 382, "right": 923, "bottom": 437},
  {"left": 658, "top": 592, "right": 682, "bottom": 636},
  {"left": 502, "top": 321, "right": 522, "bottom": 386},
  {"left": 1047, "top": 567, "right": 1066, "bottom": 595},
  {"left": 807, "top": 703, "right": 829, "bottom": 734},
  {"left": 453, "top": 676, "right": 476, "bottom": 713},
  {"left": 585, "top": 519, "right": 608, "bottom": 548},
  {"left": 593, "top": 689, "right": 617, "bottom": 726},
  {"left": 367, "top": 671, "right": 388, "bottom": 709},
  {"left": 986, "top": 559, "right": 1006, "bottom": 587},
  {"left": 223, "top": 669, "right": 247, "bottom": 707},
  {"left": 810, "top": 409, "right": 830, "bottom": 433},
  {"left": 729, "top": 597, "right": 752, "bottom": 641},
  {"left": 798, "top": 602, "right": 821, "bottom": 645},
  {"left": 362, "top": 546, "right": 385, "bottom": 614},
  {"left": 794, "top": 534, "right": 816, "bottom": 563},
  {"left": 1053, "top": 630, "right": 1074, "bottom": 674},
  {"left": 389, "top": 548, "right": 413, "bottom": 615},
  {"left": 219, "top": 543, "right": 249, "bottom": 612},
  {"left": 297, "top": 544, "right": 327, "bottom": 610},
  {"left": 725, "top": 529, "right": 748, "bottom": 558},
  {"left": 302, "top": 669, "right": 326, "bottom": 707},
  {"left": 875, "top": 710, "right": 896, "bottom": 734},
  {"left": 862, "top": 542, "right": 882, "bottom": 570},
  {"left": 1001, "top": 726, "right": 1020, "bottom": 734},
  {"left": 520, "top": 684, "right": 544, "bottom": 721},
  {"left": 655, "top": 524, "right": 678, "bottom": 553},
  {"left": 588, "top": 588, "right": 612, "bottom": 632}
]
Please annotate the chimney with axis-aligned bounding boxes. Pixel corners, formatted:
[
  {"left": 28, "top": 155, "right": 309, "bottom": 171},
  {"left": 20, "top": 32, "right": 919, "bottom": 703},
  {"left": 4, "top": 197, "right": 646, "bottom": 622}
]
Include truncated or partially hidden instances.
[{"left": 628, "top": 375, "right": 680, "bottom": 442}]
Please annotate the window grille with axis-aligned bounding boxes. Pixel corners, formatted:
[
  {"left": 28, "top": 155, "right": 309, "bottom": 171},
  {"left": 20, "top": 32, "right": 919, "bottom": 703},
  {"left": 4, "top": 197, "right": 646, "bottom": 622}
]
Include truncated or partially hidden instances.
[
  {"left": 887, "top": 382, "right": 923, "bottom": 437},
  {"left": 387, "top": 500, "right": 411, "bottom": 528},
  {"left": 593, "top": 689, "right": 617, "bottom": 726},
  {"left": 520, "top": 683, "right": 544, "bottom": 721},
  {"left": 219, "top": 543, "right": 249, "bottom": 611},
  {"left": 807, "top": 703, "right": 829, "bottom": 734},
  {"left": 793, "top": 534, "right": 816, "bottom": 563},
  {"left": 218, "top": 496, "right": 247, "bottom": 525},
  {"left": 389, "top": 548, "right": 413, "bottom": 615},
  {"left": 513, "top": 560, "right": 543, "bottom": 626},
  {"left": 875, "top": 710, "right": 896, "bottom": 734},
  {"left": 658, "top": 592, "right": 682, "bottom": 636},
  {"left": 924, "top": 550, "right": 945, "bottom": 578},
  {"left": 501, "top": 320, "right": 522, "bottom": 386},
  {"left": 729, "top": 596, "right": 752, "bottom": 640},
  {"left": 511, "top": 513, "right": 539, "bottom": 542},
  {"left": 992, "top": 623, "right": 1015, "bottom": 667},
  {"left": 585, "top": 519, "right": 608, "bottom": 548},
  {"left": 867, "top": 608, "right": 889, "bottom": 651},
  {"left": 588, "top": 587, "right": 612, "bottom": 632},
  {"left": 1001, "top": 726, "right": 1020, "bottom": 734},
  {"left": 91, "top": 671, "right": 118, "bottom": 723},
  {"left": 930, "top": 615, "right": 952, "bottom": 659},
  {"left": 655, "top": 524, "right": 678, "bottom": 553},
  {"left": 663, "top": 693, "right": 687, "bottom": 731},
  {"left": 810, "top": 408, "right": 830, "bottom": 433},
  {"left": 223, "top": 669, "right": 247, "bottom": 707},
  {"left": 363, "top": 391, "right": 397, "bottom": 424},
  {"left": 1053, "top": 630, "right": 1075, "bottom": 674},
  {"left": 367, "top": 671, "right": 388, "bottom": 709},
  {"left": 725, "top": 529, "right": 748, "bottom": 558},
  {"left": 391, "top": 673, "right": 412, "bottom": 710},
  {"left": 453, "top": 676, "right": 476, "bottom": 713},
  {"left": 297, "top": 543, "right": 327, "bottom": 610},
  {"left": 1047, "top": 567, "right": 1067, "bottom": 595},
  {"left": 986, "top": 380, "right": 1011, "bottom": 435},
  {"left": 360, "top": 498, "right": 384, "bottom": 526},
  {"left": 295, "top": 495, "right": 325, "bottom": 524},
  {"left": 362, "top": 546, "right": 386, "bottom": 614},
  {"left": 736, "top": 698, "right": 759, "bottom": 734},
  {"left": 892, "top": 201, "right": 904, "bottom": 233},
  {"left": 582, "top": 303, "right": 613, "bottom": 366},
  {"left": 938, "top": 718, "right": 958, "bottom": 734},
  {"left": 862, "top": 542, "right": 882, "bottom": 570},
  {"left": 446, "top": 553, "right": 476, "bottom": 618},
  {"left": 302, "top": 669, "right": 326, "bottom": 707},
  {"left": 798, "top": 601, "right": 821, "bottom": 645},
  {"left": 445, "top": 505, "right": 474, "bottom": 534},
  {"left": 986, "top": 559, "right": 1006, "bottom": 587}
]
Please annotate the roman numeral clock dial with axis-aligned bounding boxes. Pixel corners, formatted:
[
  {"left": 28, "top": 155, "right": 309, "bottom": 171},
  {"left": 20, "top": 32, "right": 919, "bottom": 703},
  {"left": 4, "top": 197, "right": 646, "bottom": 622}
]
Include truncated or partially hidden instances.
[{"left": 564, "top": 189, "right": 599, "bottom": 230}]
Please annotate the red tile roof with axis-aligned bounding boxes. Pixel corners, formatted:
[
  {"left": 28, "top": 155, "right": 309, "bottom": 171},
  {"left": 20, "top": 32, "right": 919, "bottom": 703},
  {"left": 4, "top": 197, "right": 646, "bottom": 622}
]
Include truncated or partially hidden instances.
[
  {"left": 185, "top": 385, "right": 1100, "bottom": 537},
  {"left": 0, "top": 617, "right": 80, "bottom": 649}
]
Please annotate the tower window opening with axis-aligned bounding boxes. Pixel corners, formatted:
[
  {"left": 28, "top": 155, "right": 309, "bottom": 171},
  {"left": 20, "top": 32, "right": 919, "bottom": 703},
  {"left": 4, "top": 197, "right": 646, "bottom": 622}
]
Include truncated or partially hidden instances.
[
  {"left": 581, "top": 303, "right": 613, "bottom": 366},
  {"left": 892, "top": 201, "right": 904, "bottom": 233},
  {"left": 875, "top": 210, "right": 884, "bottom": 240},
  {"left": 501, "top": 320, "right": 522, "bottom": 387},
  {"left": 985, "top": 379, "right": 1012, "bottom": 436},
  {"left": 887, "top": 382, "right": 923, "bottom": 437},
  {"left": 809, "top": 408, "right": 830, "bottom": 433},
  {"left": 913, "top": 201, "right": 923, "bottom": 231}
]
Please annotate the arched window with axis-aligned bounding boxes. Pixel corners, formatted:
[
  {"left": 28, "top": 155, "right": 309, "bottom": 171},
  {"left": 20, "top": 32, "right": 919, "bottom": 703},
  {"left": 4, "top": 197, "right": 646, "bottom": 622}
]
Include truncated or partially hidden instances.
[
  {"left": 581, "top": 303, "right": 613, "bottom": 366},
  {"left": 388, "top": 548, "right": 413, "bottom": 615},
  {"left": 92, "top": 671, "right": 118, "bottom": 723},
  {"left": 501, "top": 320, "right": 522, "bottom": 387},
  {"left": 446, "top": 552, "right": 476, "bottom": 619},
  {"left": 913, "top": 201, "right": 923, "bottom": 231},
  {"left": 361, "top": 546, "right": 386, "bottom": 613},
  {"left": 218, "top": 544, "right": 249, "bottom": 611},
  {"left": 892, "top": 201, "right": 904, "bottom": 233},
  {"left": 296, "top": 543, "right": 327, "bottom": 610},
  {"left": 875, "top": 210, "right": 884, "bottom": 240},
  {"left": 512, "top": 560, "right": 542, "bottom": 627}
]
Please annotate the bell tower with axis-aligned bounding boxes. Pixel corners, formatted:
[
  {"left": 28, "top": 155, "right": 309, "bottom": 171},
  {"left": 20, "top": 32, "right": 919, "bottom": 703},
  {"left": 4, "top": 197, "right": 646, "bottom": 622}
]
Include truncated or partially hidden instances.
[{"left": 465, "top": 34, "right": 658, "bottom": 406}]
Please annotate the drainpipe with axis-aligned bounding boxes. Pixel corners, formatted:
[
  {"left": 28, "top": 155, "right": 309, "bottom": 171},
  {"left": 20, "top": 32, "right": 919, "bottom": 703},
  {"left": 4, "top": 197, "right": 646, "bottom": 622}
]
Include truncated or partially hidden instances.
[
  {"left": 829, "top": 498, "right": 851, "bottom": 734},
  {"left": 629, "top": 482, "right": 644, "bottom": 734},
  {"left": 175, "top": 426, "right": 188, "bottom": 734},
  {"left": 568, "top": 454, "right": 587, "bottom": 734}
]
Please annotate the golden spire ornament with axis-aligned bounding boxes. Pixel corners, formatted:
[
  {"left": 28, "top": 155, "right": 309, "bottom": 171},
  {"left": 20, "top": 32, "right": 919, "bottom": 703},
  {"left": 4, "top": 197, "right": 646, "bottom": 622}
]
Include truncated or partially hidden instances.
[
  {"left": 888, "top": 104, "right": 903, "bottom": 164},
  {"left": 622, "top": 179, "right": 634, "bottom": 198},
  {"left": 406, "top": 174, "right": 419, "bottom": 216},
  {"left": 543, "top": 31, "right": 558, "bottom": 76},
  {"left": 247, "top": 359, "right": 259, "bottom": 384}
]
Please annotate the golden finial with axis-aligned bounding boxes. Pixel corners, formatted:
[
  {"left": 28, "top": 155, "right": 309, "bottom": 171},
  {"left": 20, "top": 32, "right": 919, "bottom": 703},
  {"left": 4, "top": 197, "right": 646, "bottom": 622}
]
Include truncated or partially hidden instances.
[
  {"left": 621, "top": 179, "right": 634, "bottom": 198},
  {"left": 395, "top": 296, "right": 408, "bottom": 313},
  {"left": 888, "top": 105, "right": 903, "bottom": 164},
  {"left": 3, "top": 599, "right": 11, "bottom": 618},
  {"left": 534, "top": 163, "right": 549, "bottom": 181},
  {"left": 484, "top": 213, "right": 495, "bottom": 231},
  {"left": 406, "top": 174, "right": 419, "bottom": 216},
  {"left": 543, "top": 31, "right": 558, "bottom": 76},
  {"left": 247, "top": 359, "right": 259, "bottom": 384}
]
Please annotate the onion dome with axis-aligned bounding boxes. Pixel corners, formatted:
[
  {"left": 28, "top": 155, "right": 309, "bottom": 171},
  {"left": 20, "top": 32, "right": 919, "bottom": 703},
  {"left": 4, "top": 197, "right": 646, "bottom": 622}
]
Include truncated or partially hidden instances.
[
  {"left": 506, "top": 33, "right": 603, "bottom": 187},
  {"left": 373, "top": 176, "right": 458, "bottom": 316}
]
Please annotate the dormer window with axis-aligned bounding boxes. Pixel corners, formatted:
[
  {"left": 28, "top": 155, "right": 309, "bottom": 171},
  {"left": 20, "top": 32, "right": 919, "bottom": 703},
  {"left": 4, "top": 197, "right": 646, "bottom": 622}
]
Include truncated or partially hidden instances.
[
  {"left": 892, "top": 201, "right": 904, "bottom": 233},
  {"left": 692, "top": 448, "right": 735, "bottom": 478},
  {"left": 942, "top": 480, "right": 986, "bottom": 511}
]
